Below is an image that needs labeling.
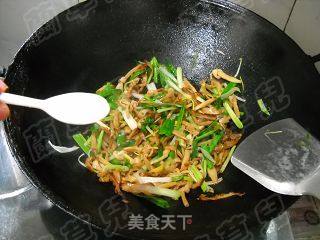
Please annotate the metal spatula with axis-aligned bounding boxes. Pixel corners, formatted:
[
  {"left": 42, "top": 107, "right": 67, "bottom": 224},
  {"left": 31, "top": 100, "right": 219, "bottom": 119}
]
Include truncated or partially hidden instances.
[{"left": 231, "top": 118, "right": 320, "bottom": 199}]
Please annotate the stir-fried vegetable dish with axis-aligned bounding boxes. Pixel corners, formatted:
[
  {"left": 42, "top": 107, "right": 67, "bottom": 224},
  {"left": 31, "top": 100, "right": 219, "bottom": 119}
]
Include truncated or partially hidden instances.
[{"left": 73, "top": 57, "right": 245, "bottom": 208}]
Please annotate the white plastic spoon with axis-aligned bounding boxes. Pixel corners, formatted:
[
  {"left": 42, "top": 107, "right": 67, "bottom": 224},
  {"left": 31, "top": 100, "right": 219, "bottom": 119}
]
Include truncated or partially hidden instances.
[{"left": 0, "top": 92, "right": 110, "bottom": 125}]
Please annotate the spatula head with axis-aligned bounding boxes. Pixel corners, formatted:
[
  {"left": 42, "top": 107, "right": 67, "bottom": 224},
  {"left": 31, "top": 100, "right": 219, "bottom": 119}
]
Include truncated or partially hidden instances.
[{"left": 231, "top": 118, "right": 320, "bottom": 198}]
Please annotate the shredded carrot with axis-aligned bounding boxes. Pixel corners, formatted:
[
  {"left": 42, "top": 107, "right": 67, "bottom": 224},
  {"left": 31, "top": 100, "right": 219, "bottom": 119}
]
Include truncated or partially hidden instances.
[
  {"left": 180, "top": 191, "right": 190, "bottom": 207},
  {"left": 199, "top": 192, "right": 245, "bottom": 201}
]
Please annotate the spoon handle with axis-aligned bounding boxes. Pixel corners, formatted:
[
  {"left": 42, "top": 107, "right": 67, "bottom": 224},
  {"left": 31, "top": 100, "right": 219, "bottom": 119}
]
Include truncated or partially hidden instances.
[{"left": 0, "top": 93, "right": 44, "bottom": 109}]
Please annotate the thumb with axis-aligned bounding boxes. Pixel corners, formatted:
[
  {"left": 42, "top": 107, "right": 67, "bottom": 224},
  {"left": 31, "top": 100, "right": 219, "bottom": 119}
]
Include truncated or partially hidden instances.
[
  {"left": 0, "top": 78, "right": 8, "bottom": 92},
  {"left": 0, "top": 102, "right": 10, "bottom": 121}
]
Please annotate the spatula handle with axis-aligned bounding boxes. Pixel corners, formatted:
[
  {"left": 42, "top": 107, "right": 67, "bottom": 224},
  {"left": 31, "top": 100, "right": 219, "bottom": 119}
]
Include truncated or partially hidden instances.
[
  {"left": 0, "top": 93, "right": 44, "bottom": 109},
  {"left": 305, "top": 171, "right": 320, "bottom": 200}
]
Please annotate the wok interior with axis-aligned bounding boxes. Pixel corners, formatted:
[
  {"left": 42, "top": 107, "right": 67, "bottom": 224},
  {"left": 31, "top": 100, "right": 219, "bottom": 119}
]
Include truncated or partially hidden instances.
[{"left": 4, "top": 0, "right": 320, "bottom": 239}]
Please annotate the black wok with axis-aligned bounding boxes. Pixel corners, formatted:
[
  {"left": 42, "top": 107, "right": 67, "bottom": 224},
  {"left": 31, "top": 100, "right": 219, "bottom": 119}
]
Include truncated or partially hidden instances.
[{"left": 3, "top": 0, "right": 320, "bottom": 239}]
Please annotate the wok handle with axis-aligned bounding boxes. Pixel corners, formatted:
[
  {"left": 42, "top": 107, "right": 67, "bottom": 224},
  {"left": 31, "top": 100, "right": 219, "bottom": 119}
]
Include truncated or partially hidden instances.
[
  {"left": 312, "top": 53, "right": 320, "bottom": 64},
  {"left": 309, "top": 162, "right": 320, "bottom": 200},
  {"left": 0, "top": 66, "right": 6, "bottom": 78},
  {"left": 305, "top": 171, "right": 320, "bottom": 200},
  {"left": 0, "top": 93, "right": 44, "bottom": 109}
]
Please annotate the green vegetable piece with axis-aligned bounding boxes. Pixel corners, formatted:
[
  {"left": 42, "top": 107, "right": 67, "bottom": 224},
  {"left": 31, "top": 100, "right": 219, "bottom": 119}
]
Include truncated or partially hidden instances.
[
  {"left": 166, "top": 63, "right": 177, "bottom": 76},
  {"left": 137, "top": 195, "right": 170, "bottom": 208},
  {"left": 116, "top": 133, "right": 135, "bottom": 150},
  {"left": 157, "top": 107, "right": 177, "bottom": 113},
  {"left": 89, "top": 123, "right": 100, "bottom": 134},
  {"left": 221, "top": 82, "right": 237, "bottom": 95},
  {"left": 124, "top": 159, "right": 133, "bottom": 168},
  {"left": 206, "top": 159, "right": 214, "bottom": 169},
  {"left": 150, "top": 92, "right": 165, "bottom": 101},
  {"left": 183, "top": 176, "right": 193, "bottom": 182},
  {"left": 200, "top": 147, "right": 215, "bottom": 162},
  {"left": 73, "top": 134, "right": 91, "bottom": 156},
  {"left": 191, "top": 141, "right": 199, "bottom": 158},
  {"left": 150, "top": 57, "right": 158, "bottom": 65},
  {"left": 220, "top": 145, "right": 236, "bottom": 173},
  {"left": 104, "top": 162, "right": 129, "bottom": 172},
  {"left": 223, "top": 101, "right": 243, "bottom": 129},
  {"left": 176, "top": 106, "right": 185, "bottom": 130},
  {"left": 150, "top": 149, "right": 164, "bottom": 165},
  {"left": 103, "top": 115, "right": 113, "bottom": 122},
  {"left": 116, "top": 133, "right": 127, "bottom": 146},
  {"left": 195, "top": 130, "right": 216, "bottom": 142},
  {"left": 220, "top": 82, "right": 241, "bottom": 99},
  {"left": 149, "top": 57, "right": 159, "bottom": 83},
  {"left": 152, "top": 187, "right": 180, "bottom": 200},
  {"left": 146, "top": 67, "right": 152, "bottom": 83},
  {"left": 214, "top": 98, "right": 223, "bottom": 109},
  {"left": 153, "top": 67, "right": 159, "bottom": 84},
  {"left": 158, "top": 65, "right": 179, "bottom": 89},
  {"left": 130, "top": 69, "right": 145, "bottom": 80},
  {"left": 84, "top": 136, "right": 92, "bottom": 146},
  {"left": 176, "top": 67, "right": 183, "bottom": 88},
  {"left": 97, "top": 130, "right": 105, "bottom": 154},
  {"left": 168, "top": 151, "right": 175, "bottom": 159},
  {"left": 159, "top": 119, "right": 175, "bottom": 137},
  {"left": 257, "top": 99, "right": 271, "bottom": 116},
  {"left": 156, "top": 149, "right": 164, "bottom": 158},
  {"left": 212, "top": 88, "right": 219, "bottom": 97},
  {"left": 97, "top": 83, "right": 120, "bottom": 97},
  {"left": 97, "top": 83, "right": 122, "bottom": 110},
  {"left": 206, "top": 131, "right": 224, "bottom": 153},
  {"left": 141, "top": 117, "right": 154, "bottom": 133},
  {"left": 159, "top": 68, "right": 168, "bottom": 88},
  {"left": 189, "top": 165, "right": 203, "bottom": 182},
  {"left": 201, "top": 158, "right": 207, "bottom": 177},
  {"left": 171, "top": 175, "right": 184, "bottom": 182},
  {"left": 109, "top": 159, "right": 133, "bottom": 169},
  {"left": 191, "top": 128, "right": 217, "bottom": 158},
  {"left": 201, "top": 182, "right": 208, "bottom": 192},
  {"left": 109, "top": 159, "right": 122, "bottom": 165},
  {"left": 108, "top": 94, "right": 121, "bottom": 110}
]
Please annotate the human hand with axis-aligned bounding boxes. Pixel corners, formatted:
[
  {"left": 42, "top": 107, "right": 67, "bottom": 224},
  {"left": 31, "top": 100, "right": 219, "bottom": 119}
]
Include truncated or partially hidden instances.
[{"left": 0, "top": 78, "right": 10, "bottom": 121}]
